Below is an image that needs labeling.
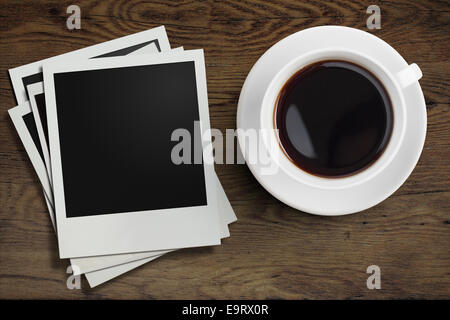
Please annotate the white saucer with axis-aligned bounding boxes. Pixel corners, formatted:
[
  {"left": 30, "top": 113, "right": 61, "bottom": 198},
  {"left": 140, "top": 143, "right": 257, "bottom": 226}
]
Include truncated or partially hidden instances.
[{"left": 236, "top": 26, "right": 426, "bottom": 216}]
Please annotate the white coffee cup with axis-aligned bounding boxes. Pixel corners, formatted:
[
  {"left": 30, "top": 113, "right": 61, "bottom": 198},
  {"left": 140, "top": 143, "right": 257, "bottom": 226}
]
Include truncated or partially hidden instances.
[{"left": 259, "top": 48, "right": 422, "bottom": 190}]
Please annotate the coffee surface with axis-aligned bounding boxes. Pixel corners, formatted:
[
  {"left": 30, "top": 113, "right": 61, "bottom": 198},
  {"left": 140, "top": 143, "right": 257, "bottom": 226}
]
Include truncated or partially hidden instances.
[{"left": 275, "top": 60, "right": 393, "bottom": 177}]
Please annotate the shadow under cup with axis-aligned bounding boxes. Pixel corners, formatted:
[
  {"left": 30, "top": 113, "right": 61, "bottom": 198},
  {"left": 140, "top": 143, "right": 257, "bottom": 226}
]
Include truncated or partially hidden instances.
[{"left": 261, "top": 50, "right": 408, "bottom": 189}]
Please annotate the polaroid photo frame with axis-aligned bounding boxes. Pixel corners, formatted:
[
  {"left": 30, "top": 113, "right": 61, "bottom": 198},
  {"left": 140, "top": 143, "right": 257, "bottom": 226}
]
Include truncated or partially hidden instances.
[
  {"left": 12, "top": 49, "right": 236, "bottom": 278},
  {"left": 22, "top": 49, "right": 235, "bottom": 274},
  {"left": 9, "top": 26, "right": 170, "bottom": 104},
  {"left": 44, "top": 49, "right": 223, "bottom": 258}
]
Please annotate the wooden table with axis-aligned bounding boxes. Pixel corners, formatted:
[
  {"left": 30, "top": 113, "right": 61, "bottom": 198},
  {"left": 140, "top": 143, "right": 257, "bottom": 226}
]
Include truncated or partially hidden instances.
[{"left": 0, "top": 0, "right": 448, "bottom": 299}]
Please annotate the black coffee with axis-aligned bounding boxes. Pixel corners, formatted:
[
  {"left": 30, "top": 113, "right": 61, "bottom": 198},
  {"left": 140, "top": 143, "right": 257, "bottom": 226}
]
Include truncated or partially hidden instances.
[{"left": 274, "top": 60, "right": 393, "bottom": 177}]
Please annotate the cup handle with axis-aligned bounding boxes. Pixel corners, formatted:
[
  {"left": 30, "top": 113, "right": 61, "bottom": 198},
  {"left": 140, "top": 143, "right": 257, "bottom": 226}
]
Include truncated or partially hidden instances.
[{"left": 395, "top": 63, "right": 422, "bottom": 89}]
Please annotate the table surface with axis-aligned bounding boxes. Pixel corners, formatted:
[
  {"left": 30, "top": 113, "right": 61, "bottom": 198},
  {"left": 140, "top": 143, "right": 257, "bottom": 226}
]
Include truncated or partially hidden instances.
[{"left": 0, "top": 0, "right": 449, "bottom": 299}]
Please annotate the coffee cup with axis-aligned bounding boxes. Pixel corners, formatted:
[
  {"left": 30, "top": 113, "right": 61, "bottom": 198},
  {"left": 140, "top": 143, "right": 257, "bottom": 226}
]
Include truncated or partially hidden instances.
[{"left": 259, "top": 48, "right": 422, "bottom": 190}]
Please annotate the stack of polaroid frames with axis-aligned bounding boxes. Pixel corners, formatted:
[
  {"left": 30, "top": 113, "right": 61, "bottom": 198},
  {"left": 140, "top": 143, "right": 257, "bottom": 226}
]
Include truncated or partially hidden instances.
[{"left": 8, "top": 26, "right": 236, "bottom": 287}]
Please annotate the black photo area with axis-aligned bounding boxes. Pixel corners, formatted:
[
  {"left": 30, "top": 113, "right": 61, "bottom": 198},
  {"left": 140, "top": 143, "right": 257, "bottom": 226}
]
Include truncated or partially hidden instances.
[
  {"left": 23, "top": 112, "right": 45, "bottom": 162},
  {"left": 34, "top": 93, "right": 49, "bottom": 149},
  {"left": 54, "top": 61, "right": 207, "bottom": 218}
]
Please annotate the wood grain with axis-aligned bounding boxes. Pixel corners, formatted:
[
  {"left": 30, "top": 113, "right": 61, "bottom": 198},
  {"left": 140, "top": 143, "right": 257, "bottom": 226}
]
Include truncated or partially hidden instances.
[{"left": 0, "top": 0, "right": 449, "bottom": 299}]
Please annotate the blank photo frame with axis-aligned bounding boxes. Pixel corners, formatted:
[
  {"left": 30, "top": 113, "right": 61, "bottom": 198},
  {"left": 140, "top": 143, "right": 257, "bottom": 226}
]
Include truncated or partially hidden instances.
[
  {"left": 21, "top": 49, "right": 235, "bottom": 275},
  {"left": 44, "top": 50, "right": 223, "bottom": 258},
  {"left": 9, "top": 26, "right": 169, "bottom": 104},
  {"left": 8, "top": 102, "right": 53, "bottom": 203}
]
